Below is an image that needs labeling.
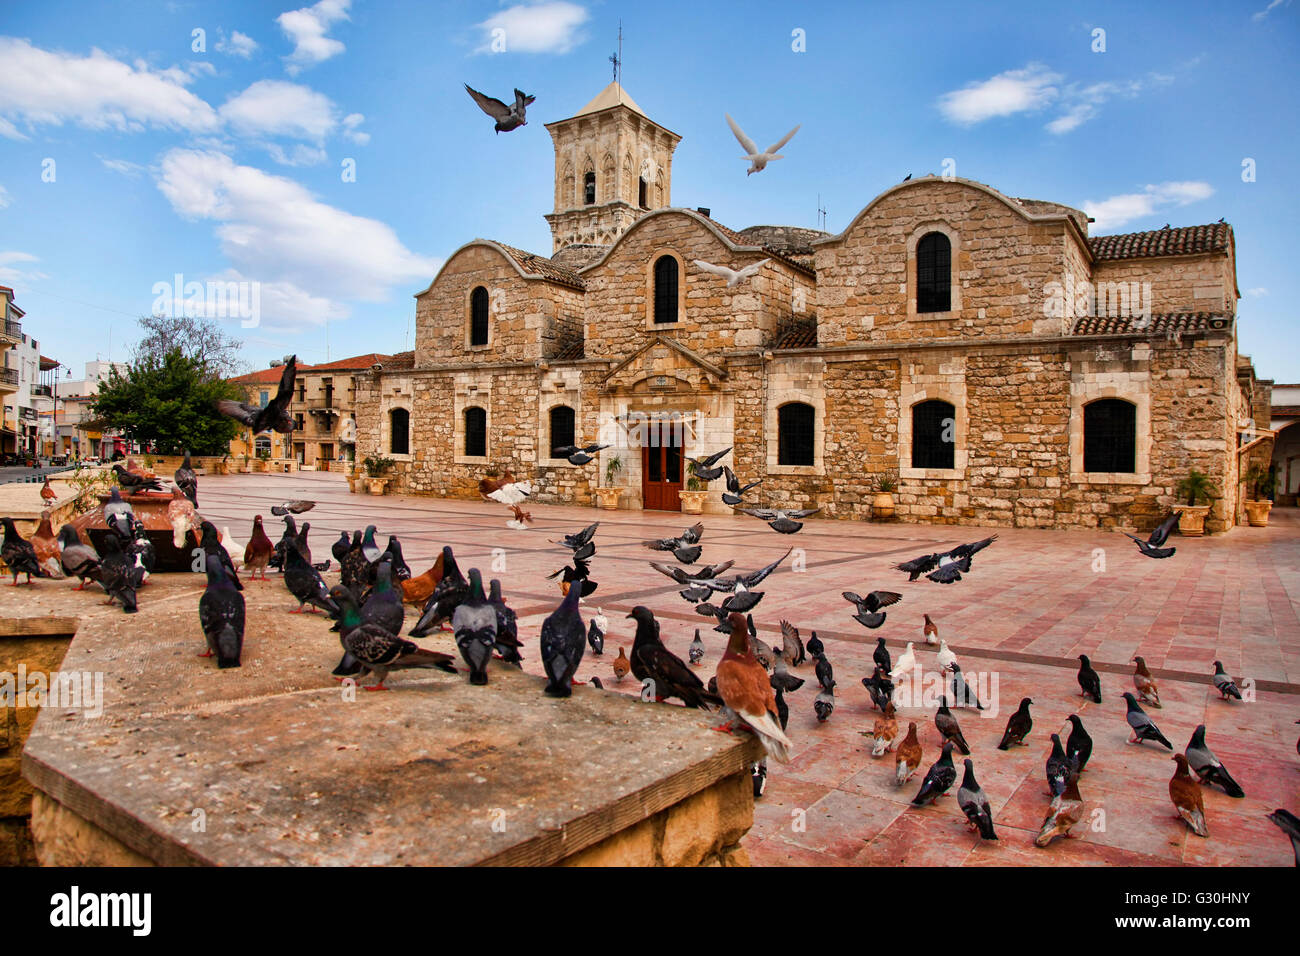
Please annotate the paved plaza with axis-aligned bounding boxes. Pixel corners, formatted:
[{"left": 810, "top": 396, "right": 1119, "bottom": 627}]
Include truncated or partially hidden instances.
[{"left": 178, "top": 472, "right": 1298, "bottom": 865}]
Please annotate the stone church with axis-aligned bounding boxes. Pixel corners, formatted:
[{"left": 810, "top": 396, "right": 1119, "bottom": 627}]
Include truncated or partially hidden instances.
[{"left": 355, "top": 82, "right": 1268, "bottom": 533}]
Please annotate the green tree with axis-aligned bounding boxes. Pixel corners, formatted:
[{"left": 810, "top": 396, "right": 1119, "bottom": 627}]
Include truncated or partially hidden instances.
[{"left": 92, "top": 348, "right": 243, "bottom": 455}]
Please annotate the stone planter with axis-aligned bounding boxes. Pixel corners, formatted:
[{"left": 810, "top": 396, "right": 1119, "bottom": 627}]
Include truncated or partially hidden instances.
[
  {"left": 212, "top": 461, "right": 230, "bottom": 475},
  {"left": 346, "top": 473, "right": 360, "bottom": 493},
  {"left": 1243, "top": 499, "right": 1272, "bottom": 527},
  {"left": 679, "top": 490, "right": 708, "bottom": 514},
  {"left": 365, "top": 476, "right": 390, "bottom": 496},
  {"left": 1173, "top": 504, "right": 1211, "bottom": 536},
  {"left": 872, "top": 491, "right": 896, "bottom": 520},
  {"left": 254, "top": 459, "right": 272, "bottom": 473},
  {"left": 594, "top": 487, "right": 622, "bottom": 510}
]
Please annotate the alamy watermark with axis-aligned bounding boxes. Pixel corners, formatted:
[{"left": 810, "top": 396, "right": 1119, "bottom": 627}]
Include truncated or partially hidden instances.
[
  {"left": 151, "top": 273, "right": 260, "bottom": 328},
  {"left": 1044, "top": 271, "right": 1152, "bottom": 332},
  {"left": 2, "top": 665, "right": 104, "bottom": 718}
]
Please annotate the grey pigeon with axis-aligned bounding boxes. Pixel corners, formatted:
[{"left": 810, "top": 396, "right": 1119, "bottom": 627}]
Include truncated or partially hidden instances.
[
  {"left": 912, "top": 741, "right": 957, "bottom": 806},
  {"left": 1122, "top": 692, "right": 1172, "bottom": 748},
  {"left": 284, "top": 543, "right": 338, "bottom": 615},
  {"left": 1212, "top": 661, "right": 1242, "bottom": 700},
  {"left": 935, "top": 697, "right": 970, "bottom": 754},
  {"left": 540, "top": 580, "right": 585, "bottom": 697},
  {"left": 103, "top": 488, "right": 134, "bottom": 539},
  {"left": 688, "top": 629, "right": 705, "bottom": 666},
  {"left": 642, "top": 522, "right": 705, "bottom": 564},
  {"left": 216, "top": 355, "right": 296, "bottom": 434},
  {"left": 814, "top": 684, "right": 835, "bottom": 722},
  {"left": 198, "top": 550, "right": 244, "bottom": 668},
  {"left": 958, "top": 759, "right": 997, "bottom": 839},
  {"left": 1122, "top": 512, "right": 1179, "bottom": 558},
  {"left": 57, "top": 525, "right": 101, "bottom": 589},
  {"left": 452, "top": 568, "right": 498, "bottom": 685},
  {"left": 96, "top": 533, "right": 137, "bottom": 613},
  {"left": 174, "top": 450, "right": 198, "bottom": 506},
  {"left": 465, "top": 84, "right": 535, "bottom": 134},
  {"left": 736, "top": 507, "right": 819, "bottom": 534},
  {"left": 949, "top": 662, "right": 986, "bottom": 710},
  {"left": 487, "top": 578, "right": 523, "bottom": 665},
  {"left": 685, "top": 447, "right": 731, "bottom": 481},
  {"left": 844, "top": 590, "right": 903, "bottom": 629},
  {"left": 1185, "top": 724, "right": 1244, "bottom": 797},
  {"left": 998, "top": 697, "right": 1033, "bottom": 750}
]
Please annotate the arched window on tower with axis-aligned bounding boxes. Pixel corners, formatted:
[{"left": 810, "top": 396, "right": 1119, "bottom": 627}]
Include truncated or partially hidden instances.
[
  {"left": 584, "top": 171, "right": 596, "bottom": 205},
  {"left": 464, "top": 407, "right": 487, "bottom": 458},
  {"left": 549, "top": 405, "right": 576, "bottom": 459},
  {"left": 390, "top": 408, "right": 410, "bottom": 455},
  {"left": 653, "top": 256, "right": 678, "bottom": 324},
  {"left": 916, "top": 232, "right": 952, "bottom": 313},
  {"left": 912, "top": 399, "right": 956, "bottom": 469},
  {"left": 469, "top": 286, "right": 489, "bottom": 346},
  {"left": 1083, "top": 399, "right": 1136, "bottom": 473},
  {"left": 777, "top": 402, "right": 815, "bottom": 466}
]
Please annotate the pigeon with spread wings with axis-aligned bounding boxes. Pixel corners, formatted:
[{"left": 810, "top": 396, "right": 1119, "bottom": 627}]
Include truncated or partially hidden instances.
[
  {"left": 693, "top": 258, "right": 770, "bottom": 288},
  {"left": 724, "top": 113, "right": 800, "bottom": 175},
  {"left": 736, "top": 507, "right": 820, "bottom": 535},
  {"left": 465, "top": 84, "right": 535, "bottom": 134},
  {"left": 642, "top": 522, "right": 706, "bottom": 564},
  {"left": 217, "top": 355, "right": 297, "bottom": 434}
]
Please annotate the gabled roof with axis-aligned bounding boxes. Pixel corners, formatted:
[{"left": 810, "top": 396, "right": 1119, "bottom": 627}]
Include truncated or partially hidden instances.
[
  {"left": 574, "top": 81, "right": 648, "bottom": 119},
  {"left": 420, "top": 239, "right": 586, "bottom": 293},
  {"left": 228, "top": 352, "right": 396, "bottom": 384},
  {"left": 1088, "top": 223, "right": 1232, "bottom": 261}
]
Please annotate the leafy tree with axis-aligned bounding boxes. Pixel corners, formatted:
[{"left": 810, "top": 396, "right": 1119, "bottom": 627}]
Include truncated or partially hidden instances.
[
  {"left": 131, "top": 314, "right": 250, "bottom": 380},
  {"left": 92, "top": 348, "right": 243, "bottom": 455}
]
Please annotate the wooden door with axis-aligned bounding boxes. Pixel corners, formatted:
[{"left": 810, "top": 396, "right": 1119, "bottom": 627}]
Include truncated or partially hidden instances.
[{"left": 642, "top": 440, "right": 683, "bottom": 511}]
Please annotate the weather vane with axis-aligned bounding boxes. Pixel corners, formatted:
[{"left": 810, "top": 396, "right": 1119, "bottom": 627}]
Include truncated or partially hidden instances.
[{"left": 609, "top": 21, "right": 622, "bottom": 85}]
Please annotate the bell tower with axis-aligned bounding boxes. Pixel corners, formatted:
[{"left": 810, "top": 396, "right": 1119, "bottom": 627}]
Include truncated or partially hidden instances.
[{"left": 543, "top": 83, "right": 681, "bottom": 254}]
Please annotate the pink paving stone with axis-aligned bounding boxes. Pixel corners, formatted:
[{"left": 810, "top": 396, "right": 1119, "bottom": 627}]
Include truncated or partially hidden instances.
[{"left": 188, "top": 473, "right": 1300, "bottom": 867}]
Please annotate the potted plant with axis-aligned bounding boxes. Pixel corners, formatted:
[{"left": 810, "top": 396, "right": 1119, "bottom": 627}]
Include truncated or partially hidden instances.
[
  {"left": 362, "top": 454, "right": 394, "bottom": 495},
  {"left": 679, "top": 473, "right": 709, "bottom": 514},
  {"left": 1242, "top": 463, "right": 1277, "bottom": 527},
  {"left": 255, "top": 448, "right": 272, "bottom": 472},
  {"left": 594, "top": 454, "right": 623, "bottom": 510},
  {"left": 873, "top": 474, "right": 897, "bottom": 521},
  {"left": 1173, "top": 469, "right": 1215, "bottom": 536}
]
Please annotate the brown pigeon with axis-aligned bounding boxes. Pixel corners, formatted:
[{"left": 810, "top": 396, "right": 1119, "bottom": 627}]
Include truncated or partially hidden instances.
[
  {"left": 1035, "top": 772, "right": 1085, "bottom": 847},
  {"left": 31, "top": 512, "right": 64, "bottom": 579},
  {"left": 1133, "top": 655, "right": 1160, "bottom": 707},
  {"left": 895, "top": 721, "right": 923, "bottom": 785},
  {"left": 401, "top": 552, "right": 444, "bottom": 606},
  {"left": 40, "top": 478, "right": 57, "bottom": 505},
  {"left": 244, "top": 515, "right": 275, "bottom": 581},
  {"left": 1169, "top": 754, "right": 1209, "bottom": 837},
  {"left": 715, "top": 612, "right": 792, "bottom": 762}
]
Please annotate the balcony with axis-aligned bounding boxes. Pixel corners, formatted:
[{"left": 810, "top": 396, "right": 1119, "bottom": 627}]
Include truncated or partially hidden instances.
[
  {"left": 0, "top": 367, "right": 18, "bottom": 391},
  {"left": 0, "top": 319, "right": 21, "bottom": 344},
  {"left": 32, "top": 383, "right": 53, "bottom": 397}
]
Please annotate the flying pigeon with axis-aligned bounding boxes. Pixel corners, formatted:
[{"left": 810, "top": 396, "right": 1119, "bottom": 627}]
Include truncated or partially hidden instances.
[
  {"left": 540, "top": 579, "right": 585, "bottom": 697},
  {"left": 57, "top": 525, "right": 101, "bottom": 589},
  {"left": 714, "top": 612, "right": 793, "bottom": 762},
  {"left": 487, "top": 478, "right": 533, "bottom": 506},
  {"left": 270, "top": 500, "right": 315, "bottom": 516},
  {"left": 1212, "top": 661, "right": 1242, "bottom": 700},
  {"left": 770, "top": 651, "right": 804, "bottom": 693},
  {"left": 894, "top": 535, "right": 997, "bottom": 583},
  {"left": 843, "top": 590, "right": 902, "bottom": 629},
  {"left": 554, "top": 522, "right": 599, "bottom": 552},
  {"left": 998, "top": 697, "right": 1033, "bottom": 750},
  {"left": 958, "top": 759, "right": 997, "bottom": 840},
  {"left": 627, "top": 606, "right": 720, "bottom": 709},
  {"left": 685, "top": 447, "right": 732, "bottom": 481},
  {"left": 911, "top": 741, "right": 957, "bottom": 806},
  {"left": 217, "top": 355, "right": 297, "bottom": 434},
  {"left": 702, "top": 549, "right": 791, "bottom": 598},
  {"left": 721, "top": 465, "right": 763, "bottom": 506},
  {"left": 1185, "top": 725, "right": 1244, "bottom": 798},
  {"left": 586, "top": 606, "right": 607, "bottom": 655},
  {"left": 465, "top": 84, "right": 535, "bottom": 134},
  {"left": 174, "top": 451, "right": 198, "bottom": 506},
  {"left": 642, "top": 522, "right": 705, "bottom": 564},
  {"left": 895, "top": 721, "right": 923, "bottom": 785},
  {"left": 1076, "top": 654, "right": 1102, "bottom": 703},
  {"left": 547, "top": 554, "right": 597, "bottom": 598},
  {"left": 1, "top": 517, "right": 47, "bottom": 586},
  {"left": 1122, "top": 692, "right": 1172, "bottom": 748},
  {"left": 1132, "top": 655, "right": 1161, "bottom": 707},
  {"left": 1169, "top": 755, "right": 1209, "bottom": 837},
  {"left": 692, "top": 258, "right": 770, "bottom": 288},
  {"left": 552, "top": 442, "right": 609, "bottom": 466},
  {"left": 735, "top": 506, "right": 820, "bottom": 534},
  {"left": 1046, "top": 733, "right": 1069, "bottom": 797},
  {"left": 934, "top": 697, "right": 971, "bottom": 755},
  {"left": 724, "top": 113, "right": 800, "bottom": 175},
  {"left": 1035, "top": 773, "right": 1084, "bottom": 847},
  {"left": 453, "top": 569, "right": 498, "bottom": 686},
  {"left": 1066, "top": 714, "right": 1092, "bottom": 773},
  {"left": 198, "top": 548, "right": 244, "bottom": 669}
]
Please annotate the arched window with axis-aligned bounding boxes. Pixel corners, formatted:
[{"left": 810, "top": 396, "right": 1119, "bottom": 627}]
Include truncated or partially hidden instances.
[
  {"left": 912, "top": 399, "right": 955, "bottom": 469},
  {"left": 778, "top": 402, "right": 815, "bottom": 466},
  {"left": 464, "top": 407, "right": 487, "bottom": 457},
  {"left": 1083, "top": 399, "right": 1136, "bottom": 473},
  {"left": 638, "top": 177, "right": 648, "bottom": 209},
  {"left": 653, "top": 255, "right": 678, "bottom": 324},
  {"left": 916, "top": 232, "right": 951, "bottom": 313},
  {"left": 549, "top": 405, "right": 575, "bottom": 458},
  {"left": 390, "top": 408, "right": 410, "bottom": 455},
  {"left": 584, "top": 171, "right": 596, "bottom": 205},
  {"left": 469, "top": 286, "right": 489, "bottom": 346}
]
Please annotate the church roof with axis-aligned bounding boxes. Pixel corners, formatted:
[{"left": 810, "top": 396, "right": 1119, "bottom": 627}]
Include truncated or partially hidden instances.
[
  {"left": 573, "top": 81, "right": 648, "bottom": 118},
  {"left": 1088, "top": 223, "right": 1232, "bottom": 261},
  {"left": 489, "top": 241, "right": 587, "bottom": 289},
  {"left": 1070, "top": 311, "right": 1232, "bottom": 336}
]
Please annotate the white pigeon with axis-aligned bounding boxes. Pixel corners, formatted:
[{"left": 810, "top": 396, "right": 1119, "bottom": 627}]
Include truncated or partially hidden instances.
[
  {"left": 692, "top": 258, "right": 770, "bottom": 288},
  {"left": 488, "top": 480, "right": 533, "bottom": 506},
  {"left": 889, "top": 641, "right": 917, "bottom": 682},
  {"left": 725, "top": 113, "right": 800, "bottom": 175},
  {"left": 221, "top": 526, "right": 244, "bottom": 570},
  {"left": 936, "top": 640, "right": 957, "bottom": 674},
  {"left": 171, "top": 513, "right": 196, "bottom": 550}
]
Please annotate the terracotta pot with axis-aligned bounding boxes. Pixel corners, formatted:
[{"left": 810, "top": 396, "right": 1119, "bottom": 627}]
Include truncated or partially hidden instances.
[
  {"left": 72, "top": 490, "right": 196, "bottom": 572},
  {"left": 679, "top": 490, "right": 708, "bottom": 514},
  {"left": 594, "top": 487, "right": 622, "bottom": 510},
  {"left": 872, "top": 491, "right": 896, "bottom": 520},
  {"left": 1173, "top": 504, "right": 1210, "bottom": 536},
  {"left": 1243, "top": 499, "right": 1272, "bottom": 527}
]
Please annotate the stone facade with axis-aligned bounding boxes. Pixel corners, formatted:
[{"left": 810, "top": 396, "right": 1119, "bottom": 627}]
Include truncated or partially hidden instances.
[{"left": 355, "top": 86, "right": 1258, "bottom": 534}]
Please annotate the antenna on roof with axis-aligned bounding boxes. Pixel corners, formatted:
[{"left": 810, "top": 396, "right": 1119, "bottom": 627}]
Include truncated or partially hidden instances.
[{"left": 817, "top": 194, "right": 828, "bottom": 231}]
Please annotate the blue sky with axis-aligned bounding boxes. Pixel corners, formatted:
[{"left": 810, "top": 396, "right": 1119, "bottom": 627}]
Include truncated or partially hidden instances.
[{"left": 1, "top": 0, "right": 1297, "bottom": 381}]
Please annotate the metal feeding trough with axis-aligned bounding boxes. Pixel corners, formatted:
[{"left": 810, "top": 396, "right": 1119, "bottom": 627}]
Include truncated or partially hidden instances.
[{"left": 68, "top": 490, "right": 201, "bottom": 573}]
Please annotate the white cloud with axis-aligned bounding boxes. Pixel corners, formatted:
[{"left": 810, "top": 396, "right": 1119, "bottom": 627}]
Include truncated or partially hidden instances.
[
  {"left": 0, "top": 37, "right": 219, "bottom": 138},
  {"left": 1246, "top": 287, "right": 1269, "bottom": 297},
  {"left": 277, "top": 0, "right": 352, "bottom": 74},
  {"left": 220, "top": 79, "right": 338, "bottom": 141},
  {"left": 1253, "top": 0, "right": 1290, "bottom": 21},
  {"left": 0, "top": 185, "right": 9, "bottom": 209},
  {"left": 155, "top": 149, "right": 437, "bottom": 327},
  {"left": 937, "top": 63, "right": 1062, "bottom": 125},
  {"left": 98, "top": 156, "right": 145, "bottom": 178},
  {"left": 266, "top": 143, "right": 329, "bottom": 166},
  {"left": 216, "top": 30, "right": 259, "bottom": 58},
  {"left": 341, "top": 112, "right": 369, "bottom": 145},
  {"left": 1083, "top": 181, "right": 1215, "bottom": 231},
  {"left": 0, "top": 250, "right": 47, "bottom": 285},
  {"left": 475, "top": 1, "right": 590, "bottom": 54}
]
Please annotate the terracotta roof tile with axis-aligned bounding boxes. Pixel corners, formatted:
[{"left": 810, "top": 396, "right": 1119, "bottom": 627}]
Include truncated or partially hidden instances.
[
  {"left": 1088, "top": 223, "right": 1231, "bottom": 261},
  {"left": 772, "top": 317, "right": 818, "bottom": 349},
  {"left": 227, "top": 351, "right": 399, "bottom": 384},
  {"left": 1070, "top": 312, "right": 1232, "bottom": 336},
  {"left": 489, "top": 241, "right": 586, "bottom": 289}
]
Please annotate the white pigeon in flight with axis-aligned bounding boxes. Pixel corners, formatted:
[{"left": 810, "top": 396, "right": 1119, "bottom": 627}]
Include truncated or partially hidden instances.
[
  {"left": 725, "top": 114, "right": 801, "bottom": 175},
  {"left": 692, "top": 258, "right": 770, "bottom": 288}
]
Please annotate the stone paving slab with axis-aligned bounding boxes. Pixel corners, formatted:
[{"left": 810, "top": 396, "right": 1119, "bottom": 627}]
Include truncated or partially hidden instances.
[{"left": 23, "top": 471, "right": 1293, "bottom": 867}]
